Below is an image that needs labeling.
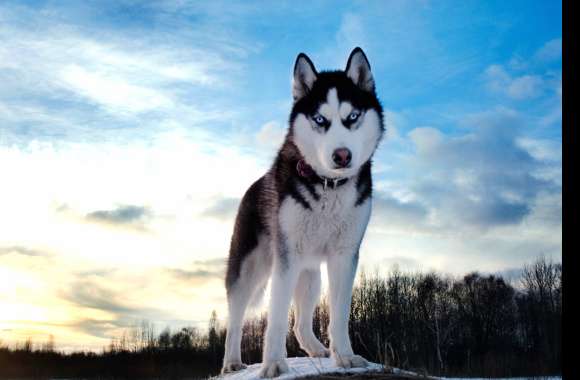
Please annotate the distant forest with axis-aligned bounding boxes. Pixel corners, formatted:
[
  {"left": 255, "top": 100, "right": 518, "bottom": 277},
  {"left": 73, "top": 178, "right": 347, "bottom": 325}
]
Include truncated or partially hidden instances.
[{"left": 0, "top": 257, "right": 561, "bottom": 379}]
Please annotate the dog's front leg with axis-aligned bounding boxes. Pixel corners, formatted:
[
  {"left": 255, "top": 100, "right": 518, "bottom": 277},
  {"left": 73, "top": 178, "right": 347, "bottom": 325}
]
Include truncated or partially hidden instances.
[
  {"left": 259, "top": 243, "right": 299, "bottom": 378},
  {"left": 327, "top": 250, "right": 368, "bottom": 369}
]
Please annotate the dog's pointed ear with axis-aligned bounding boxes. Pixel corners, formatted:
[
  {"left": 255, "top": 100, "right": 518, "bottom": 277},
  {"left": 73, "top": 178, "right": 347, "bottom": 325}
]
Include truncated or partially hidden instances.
[
  {"left": 293, "top": 53, "right": 318, "bottom": 101},
  {"left": 345, "top": 47, "right": 374, "bottom": 92}
]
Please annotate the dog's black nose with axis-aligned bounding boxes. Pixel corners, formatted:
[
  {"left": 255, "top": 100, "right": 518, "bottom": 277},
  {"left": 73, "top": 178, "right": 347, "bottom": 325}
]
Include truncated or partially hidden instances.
[{"left": 332, "top": 148, "right": 352, "bottom": 168}]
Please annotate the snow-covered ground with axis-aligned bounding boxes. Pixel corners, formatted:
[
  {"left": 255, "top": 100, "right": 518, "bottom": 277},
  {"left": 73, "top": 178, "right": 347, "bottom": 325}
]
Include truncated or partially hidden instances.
[
  {"left": 215, "top": 357, "right": 386, "bottom": 379},
  {"left": 214, "top": 357, "right": 561, "bottom": 380}
]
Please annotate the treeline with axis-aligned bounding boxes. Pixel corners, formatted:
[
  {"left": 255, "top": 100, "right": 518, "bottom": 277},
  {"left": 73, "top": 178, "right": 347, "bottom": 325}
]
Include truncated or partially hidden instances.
[
  {"left": 0, "top": 316, "right": 225, "bottom": 379},
  {"left": 238, "top": 256, "right": 561, "bottom": 378},
  {"left": 349, "top": 257, "right": 561, "bottom": 377},
  {"left": 0, "top": 257, "right": 561, "bottom": 379}
]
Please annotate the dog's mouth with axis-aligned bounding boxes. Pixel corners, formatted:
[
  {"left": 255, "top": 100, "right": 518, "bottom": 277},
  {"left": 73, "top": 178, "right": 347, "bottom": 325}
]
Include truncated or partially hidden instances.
[{"left": 298, "top": 159, "right": 354, "bottom": 180}]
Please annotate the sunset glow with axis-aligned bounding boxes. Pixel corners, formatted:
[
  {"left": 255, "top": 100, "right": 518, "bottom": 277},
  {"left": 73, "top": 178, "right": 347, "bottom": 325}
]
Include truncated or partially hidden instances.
[{"left": 0, "top": 1, "right": 561, "bottom": 351}]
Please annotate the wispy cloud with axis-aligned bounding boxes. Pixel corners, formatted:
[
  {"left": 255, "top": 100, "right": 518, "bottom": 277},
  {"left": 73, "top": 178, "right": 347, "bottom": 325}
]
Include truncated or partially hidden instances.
[
  {"left": 484, "top": 65, "right": 544, "bottom": 100},
  {"left": 0, "top": 1, "right": 253, "bottom": 145},
  {"left": 534, "top": 38, "right": 562, "bottom": 62},
  {"left": 482, "top": 38, "right": 562, "bottom": 105},
  {"left": 202, "top": 197, "right": 240, "bottom": 221},
  {"left": 65, "top": 279, "right": 142, "bottom": 315},
  {"left": 0, "top": 246, "right": 50, "bottom": 257},
  {"left": 86, "top": 205, "right": 151, "bottom": 226}
]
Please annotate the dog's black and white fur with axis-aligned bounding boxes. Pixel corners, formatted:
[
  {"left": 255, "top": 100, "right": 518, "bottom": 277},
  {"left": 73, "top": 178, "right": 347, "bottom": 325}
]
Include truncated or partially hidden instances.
[{"left": 222, "top": 48, "right": 384, "bottom": 377}]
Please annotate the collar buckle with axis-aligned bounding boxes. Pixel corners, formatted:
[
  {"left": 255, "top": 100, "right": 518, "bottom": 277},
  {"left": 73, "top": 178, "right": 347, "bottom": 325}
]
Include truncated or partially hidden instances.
[{"left": 297, "top": 159, "right": 348, "bottom": 190}]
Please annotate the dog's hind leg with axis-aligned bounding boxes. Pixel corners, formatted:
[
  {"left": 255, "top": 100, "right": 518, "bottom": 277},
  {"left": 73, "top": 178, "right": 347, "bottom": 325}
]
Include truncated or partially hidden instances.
[
  {"left": 222, "top": 289, "right": 250, "bottom": 373},
  {"left": 222, "top": 243, "right": 271, "bottom": 374},
  {"left": 293, "top": 268, "right": 330, "bottom": 358}
]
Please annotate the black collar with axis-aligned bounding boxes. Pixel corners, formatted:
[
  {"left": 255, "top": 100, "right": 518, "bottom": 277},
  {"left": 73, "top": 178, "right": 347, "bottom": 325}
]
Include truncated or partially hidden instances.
[{"left": 296, "top": 159, "right": 349, "bottom": 189}]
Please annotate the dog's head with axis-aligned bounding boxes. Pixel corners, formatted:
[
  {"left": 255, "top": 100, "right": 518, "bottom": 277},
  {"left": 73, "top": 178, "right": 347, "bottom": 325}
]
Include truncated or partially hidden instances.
[{"left": 289, "top": 47, "right": 384, "bottom": 179}]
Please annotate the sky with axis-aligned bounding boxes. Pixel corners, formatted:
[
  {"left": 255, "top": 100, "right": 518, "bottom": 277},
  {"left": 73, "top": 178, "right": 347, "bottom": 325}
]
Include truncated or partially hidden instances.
[{"left": 0, "top": 0, "right": 561, "bottom": 351}]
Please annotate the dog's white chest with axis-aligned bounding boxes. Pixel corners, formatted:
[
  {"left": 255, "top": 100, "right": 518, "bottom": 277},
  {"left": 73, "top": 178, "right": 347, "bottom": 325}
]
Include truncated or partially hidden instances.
[{"left": 278, "top": 182, "right": 370, "bottom": 261}]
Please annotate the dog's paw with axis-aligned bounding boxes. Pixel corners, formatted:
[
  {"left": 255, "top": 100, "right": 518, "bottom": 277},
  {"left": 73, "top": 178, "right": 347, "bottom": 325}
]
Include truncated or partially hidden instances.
[
  {"left": 301, "top": 338, "right": 330, "bottom": 358},
  {"left": 258, "top": 359, "right": 288, "bottom": 378},
  {"left": 307, "top": 347, "right": 330, "bottom": 358},
  {"left": 332, "top": 354, "right": 368, "bottom": 369},
  {"left": 221, "top": 361, "right": 247, "bottom": 374}
]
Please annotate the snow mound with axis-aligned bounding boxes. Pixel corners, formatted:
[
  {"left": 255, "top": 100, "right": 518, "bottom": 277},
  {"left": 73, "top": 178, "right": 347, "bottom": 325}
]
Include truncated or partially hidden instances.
[{"left": 216, "top": 357, "right": 385, "bottom": 380}]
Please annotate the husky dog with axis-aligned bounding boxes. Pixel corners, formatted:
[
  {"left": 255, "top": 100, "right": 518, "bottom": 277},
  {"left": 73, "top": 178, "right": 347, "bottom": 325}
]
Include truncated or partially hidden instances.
[{"left": 221, "top": 47, "right": 384, "bottom": 377}]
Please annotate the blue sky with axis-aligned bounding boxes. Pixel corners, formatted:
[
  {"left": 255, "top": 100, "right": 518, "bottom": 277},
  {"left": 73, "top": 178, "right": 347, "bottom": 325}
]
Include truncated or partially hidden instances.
[{"left": 0, "top": 1, "right": 561, "bottom": 350}]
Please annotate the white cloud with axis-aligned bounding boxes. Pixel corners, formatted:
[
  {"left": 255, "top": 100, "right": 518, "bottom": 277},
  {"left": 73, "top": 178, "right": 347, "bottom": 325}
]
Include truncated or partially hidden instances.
[
  {"left": 382, "top": 110, "right": 402, "bottom": 142},
  {"left": 362, "top": 106, "right": 560, "bottom": 277},
  {"left": 485, "top": 64, "right": 511, "bottom": 87},
  {"left": 408, "top": 127, "right": 444, "bottom": 155},
  {"left": 0, "top": 130, "right": 269, "bottom": 348},
  {"left": 0, "top": 3, "right": 267, "bottom": 348},
  {"left": 517, "top": 137, "right": 562, "bottom": 163},
  {"left": 484, "top": 64, "right": 544, "bottom": 100},
  {"left": 0, "top": 132, "right": 265, "bottom": 266},
  {"left": 506, "top": 75, "right": 544, "bottom": 100},
  {"left": 255, "top": 121, "right": 286, "bottom": 149},
  {"left": 484, "top": 39, "right": 562, "bottom": 101},
  {"left": 403, "top": 107, "right": 560, "bottom": 232},
  {"left": 60, "top": 65, "right": 174, "bottom": 114},
  {"left": 534, "top": 38, "right": 562, "bottom": 62},
  {"left": 0, "top": 2, "right": 250, "bottom": 135},
  {"left": 508, "top": 54, "right": 529, "bottom": 71}
]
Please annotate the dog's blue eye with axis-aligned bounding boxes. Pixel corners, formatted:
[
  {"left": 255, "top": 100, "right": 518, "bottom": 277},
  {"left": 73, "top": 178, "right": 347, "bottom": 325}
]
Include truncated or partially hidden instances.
[
  {"left": 348, "top": 111, "right": 360, "bottom": 121},
  {"left": 313, "top": 115, "right": 326, "bottom": 125}
]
